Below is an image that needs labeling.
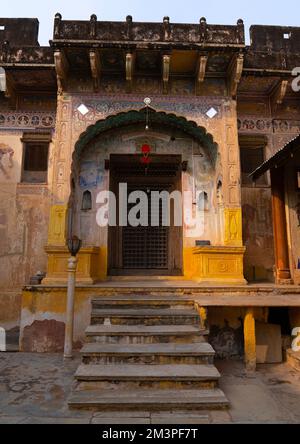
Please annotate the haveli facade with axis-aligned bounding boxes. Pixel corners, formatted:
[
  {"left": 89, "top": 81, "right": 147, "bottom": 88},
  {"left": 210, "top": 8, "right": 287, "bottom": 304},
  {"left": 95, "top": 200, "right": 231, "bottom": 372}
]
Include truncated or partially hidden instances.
[{"left": 0, "top": 15, "right": 300, "bottom": 364}]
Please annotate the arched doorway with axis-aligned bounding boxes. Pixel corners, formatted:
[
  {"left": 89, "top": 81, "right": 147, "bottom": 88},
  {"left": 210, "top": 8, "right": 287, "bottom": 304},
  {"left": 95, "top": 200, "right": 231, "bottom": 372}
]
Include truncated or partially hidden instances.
[{"left": 69, "top": 108, "right": 218, "bottom": 279}]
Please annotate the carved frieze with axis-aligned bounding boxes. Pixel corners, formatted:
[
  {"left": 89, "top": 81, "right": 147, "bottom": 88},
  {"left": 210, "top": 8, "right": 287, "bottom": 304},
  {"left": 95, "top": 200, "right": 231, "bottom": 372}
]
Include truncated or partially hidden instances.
[
  {"left": 0, "top": 112, "right": 56, "bottom": 129},
  {"left": 238, "top": 117, "right": 300, "bottom": 134},
  {"left": 72, "top": 95, "right": 223, "bottom": 134}
]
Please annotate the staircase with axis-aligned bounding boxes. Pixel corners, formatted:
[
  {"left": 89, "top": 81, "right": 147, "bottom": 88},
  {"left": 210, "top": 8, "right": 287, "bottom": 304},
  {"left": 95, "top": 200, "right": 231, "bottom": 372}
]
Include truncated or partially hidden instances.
[{"left": 68, "top": 294, "right": 229, "bottom": 420}]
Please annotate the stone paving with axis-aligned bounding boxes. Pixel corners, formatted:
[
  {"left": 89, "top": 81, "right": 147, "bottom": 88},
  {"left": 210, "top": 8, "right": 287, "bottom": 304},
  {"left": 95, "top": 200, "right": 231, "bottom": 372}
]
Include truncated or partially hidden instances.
[{"left": 0, "top": 353, "right": 299, "bottom": 424}]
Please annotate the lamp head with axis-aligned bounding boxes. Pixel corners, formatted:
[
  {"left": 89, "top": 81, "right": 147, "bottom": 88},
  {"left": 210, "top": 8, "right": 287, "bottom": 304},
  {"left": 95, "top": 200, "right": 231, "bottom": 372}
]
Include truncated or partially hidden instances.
[{"left": 67, "top": 236, "right": 82, "bottom": 257}]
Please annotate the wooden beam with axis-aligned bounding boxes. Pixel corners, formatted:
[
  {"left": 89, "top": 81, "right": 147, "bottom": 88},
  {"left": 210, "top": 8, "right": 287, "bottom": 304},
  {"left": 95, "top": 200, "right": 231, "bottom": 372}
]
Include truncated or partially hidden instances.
[
  {"left": 89, "top": 50, "right": 101, "bottom": 92},
  {"left": 125, "top": 52, "right": 135, "bottom": 93},
  {"left": 196, "top": 55, "right": 208, "bottom": 95},
  {"left": 162, "top": 54, "right": 171, "bottom": 95},
  {"left": 54, "top": 50, "right": 69, "bottom": 95},
  {"left": 227, "top": 52, "right": 244, "bottom": 99},
  {"left": 271, "top": 79, "right": 289, "bottom": 110}
]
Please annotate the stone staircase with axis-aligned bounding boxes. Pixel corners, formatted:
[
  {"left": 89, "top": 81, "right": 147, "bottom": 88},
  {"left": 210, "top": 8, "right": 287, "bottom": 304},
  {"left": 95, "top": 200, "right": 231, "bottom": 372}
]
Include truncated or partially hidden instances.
[{"left": 68, "top": 295, "right": 229, "bottom": 418}]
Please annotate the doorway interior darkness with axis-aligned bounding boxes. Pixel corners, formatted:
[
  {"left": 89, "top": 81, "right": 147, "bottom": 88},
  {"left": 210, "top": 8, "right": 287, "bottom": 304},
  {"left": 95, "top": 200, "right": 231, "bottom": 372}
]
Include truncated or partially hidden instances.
[{"left": 108, "top": 154, "right": 183, "bottom": 276}]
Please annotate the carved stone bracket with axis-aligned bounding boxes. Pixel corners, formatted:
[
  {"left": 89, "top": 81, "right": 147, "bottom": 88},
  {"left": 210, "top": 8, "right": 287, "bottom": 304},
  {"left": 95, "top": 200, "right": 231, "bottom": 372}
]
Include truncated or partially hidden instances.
[
  {"left": 54, "top": 49, "right": 69, "bottom": 95},
  {"left": 89, "top": 50, "right": 101, "bottom": 92},
  {"left": 271, "top": 79, "right": 289, "bottom": 111},
  {"left": 3, "top": 71, "right": 16, "bottom": 105},
  {"left": 196, "top": 55, "right": 208, "bottom": 95},
  {"left": 228, "top": 53, "right": 244, "bottom": 99},
  {"left": 126, "top": 52, "right": 135, "bottom": 93},
  {"left": 162, "top": 54, "right": 171, "bottom": 95}
]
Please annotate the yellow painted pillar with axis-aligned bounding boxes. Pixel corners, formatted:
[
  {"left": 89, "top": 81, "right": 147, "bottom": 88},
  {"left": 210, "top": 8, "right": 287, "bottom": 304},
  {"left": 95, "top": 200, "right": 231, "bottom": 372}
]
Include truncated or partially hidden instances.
[
  {"left": 47, "top": 204, "right": 68, "bottom": 246},
  {"left": 244, "top": 308, "right": 256, "bottom": 372},
  {"left": 224, "top": 208, "right": 243, "bottom": 247}
]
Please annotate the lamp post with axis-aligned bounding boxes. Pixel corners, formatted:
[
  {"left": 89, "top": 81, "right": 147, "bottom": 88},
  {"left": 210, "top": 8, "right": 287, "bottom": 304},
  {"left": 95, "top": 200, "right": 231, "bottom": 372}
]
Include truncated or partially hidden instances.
[{"left": 63, "top": 235, "right": 82, "bottom": 359}]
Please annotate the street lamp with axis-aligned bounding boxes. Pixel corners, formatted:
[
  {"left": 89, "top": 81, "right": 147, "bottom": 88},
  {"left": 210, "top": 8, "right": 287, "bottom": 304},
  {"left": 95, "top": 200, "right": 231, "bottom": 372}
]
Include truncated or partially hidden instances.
[
  {"left": 67, "top": 236, "right": 82, "bottom": 257},
  {"left": 63, "top": 236, "right": 82, "bottom": 359}
]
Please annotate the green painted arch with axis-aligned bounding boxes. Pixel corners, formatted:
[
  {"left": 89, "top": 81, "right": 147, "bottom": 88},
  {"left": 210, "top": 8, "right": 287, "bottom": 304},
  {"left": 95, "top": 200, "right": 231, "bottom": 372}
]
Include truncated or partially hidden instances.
[{"left": 74, "top": 108, "right": 218, "bottom": 162}]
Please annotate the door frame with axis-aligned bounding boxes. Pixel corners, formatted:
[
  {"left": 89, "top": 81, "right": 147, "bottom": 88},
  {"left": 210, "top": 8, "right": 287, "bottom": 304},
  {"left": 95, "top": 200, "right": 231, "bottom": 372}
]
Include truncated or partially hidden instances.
[{"left": 108, "top": 154, "right": 183, "bottom": 276}]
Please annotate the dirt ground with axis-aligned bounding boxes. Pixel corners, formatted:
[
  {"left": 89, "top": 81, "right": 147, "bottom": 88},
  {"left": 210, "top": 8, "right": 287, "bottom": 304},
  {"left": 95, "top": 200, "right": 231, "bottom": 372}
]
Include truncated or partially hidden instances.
[{"left": 0, "top": 353, "right": 299, "bottom": 424}]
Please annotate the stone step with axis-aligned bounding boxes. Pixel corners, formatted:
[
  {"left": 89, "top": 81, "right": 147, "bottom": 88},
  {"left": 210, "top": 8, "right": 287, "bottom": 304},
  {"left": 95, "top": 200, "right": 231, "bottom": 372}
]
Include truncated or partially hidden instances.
[
  {"left": 81, "top": 342, "right": 215, "bottom": 365},
  {"left": 92, "top": 297, "right": 194, "bottom": 310},
  {"left": 85, "top": 324, "right": 208, "bottom": 344},
  {"left": 91, "top": 308, "right": 199, "bottom": 326},
  {"left": 68, "top": 388, "right": 229, "bottom": 411},
  {"left": 75, "top": 364, "right": 220, "bottom": 390}
]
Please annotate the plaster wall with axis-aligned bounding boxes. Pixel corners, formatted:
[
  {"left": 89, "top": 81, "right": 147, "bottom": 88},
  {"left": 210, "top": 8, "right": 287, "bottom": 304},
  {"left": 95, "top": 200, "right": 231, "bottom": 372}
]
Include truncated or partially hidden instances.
[{"left": 285, "top": 150, "right": 300, "bottom": 276}]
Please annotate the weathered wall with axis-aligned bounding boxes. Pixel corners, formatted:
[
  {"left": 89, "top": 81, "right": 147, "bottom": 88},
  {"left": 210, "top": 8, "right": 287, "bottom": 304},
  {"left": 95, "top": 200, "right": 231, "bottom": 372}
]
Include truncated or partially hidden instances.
[
  {"left": 285, "top": 150, "right": 300, "bottom": 276},
  {"left": 0, "top": 127, "right": 55, "bottom": 290},
  {"left": 208, "top": 307, "right": 267, "bottom": 359},
  {"left": 20, "top": 287, "right": 92, "bottom": 352},
  {"left": 238, "top": 100, "right": 300, "bottom": 282},
  {"left": 0, "top": 111, "right": 56, "bottom": 335},
  {"left": 242, "top": 187, "right": 275, "bottom": 282}
]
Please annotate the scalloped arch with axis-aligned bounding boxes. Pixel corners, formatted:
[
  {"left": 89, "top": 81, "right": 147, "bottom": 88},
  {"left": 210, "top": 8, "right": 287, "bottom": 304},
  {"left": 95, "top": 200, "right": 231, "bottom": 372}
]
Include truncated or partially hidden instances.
[{"left": 74, "top": 108, "right": 218, "bottom": 162}]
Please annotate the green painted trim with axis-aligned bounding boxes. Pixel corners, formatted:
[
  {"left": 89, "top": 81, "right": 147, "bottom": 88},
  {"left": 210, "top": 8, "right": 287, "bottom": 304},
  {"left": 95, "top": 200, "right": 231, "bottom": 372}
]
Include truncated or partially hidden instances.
[{"left": 74, "top": 108, "right": 218, "bottom": 162}]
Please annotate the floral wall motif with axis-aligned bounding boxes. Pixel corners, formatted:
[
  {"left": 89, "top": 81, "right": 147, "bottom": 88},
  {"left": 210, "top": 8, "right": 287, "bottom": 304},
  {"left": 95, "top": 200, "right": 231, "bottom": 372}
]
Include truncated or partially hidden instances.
[{"left": 0, "top": 112, "right": 56, "bottom": 129}]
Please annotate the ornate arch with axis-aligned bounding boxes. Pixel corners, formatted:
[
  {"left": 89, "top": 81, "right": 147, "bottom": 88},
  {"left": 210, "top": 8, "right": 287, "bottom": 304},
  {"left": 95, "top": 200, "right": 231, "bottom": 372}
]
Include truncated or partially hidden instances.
[{"left": 74, "top": 107, "right": 218, "bottom": 163}]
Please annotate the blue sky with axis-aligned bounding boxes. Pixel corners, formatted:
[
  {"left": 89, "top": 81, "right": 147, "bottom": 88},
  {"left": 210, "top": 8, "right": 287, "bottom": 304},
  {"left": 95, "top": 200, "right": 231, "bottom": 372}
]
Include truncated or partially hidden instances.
[{"left": 1, "top": 0, "right": 299, "bottom": 45}]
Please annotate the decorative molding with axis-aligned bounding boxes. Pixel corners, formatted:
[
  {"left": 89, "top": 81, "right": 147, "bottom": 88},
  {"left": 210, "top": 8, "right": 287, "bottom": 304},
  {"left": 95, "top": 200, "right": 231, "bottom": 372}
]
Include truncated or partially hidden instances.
[
  {"left": 238, "top": 117, "right": 300, "bottom": 134},
  {"left": 0, "top": 112, "right": 56, "bottom": 129},
  {"left": 224, "top": 208, "right": 243, "bottom": 247},
  {"left": 47, "top": 205, "right": 68, "bottom": 246},
  {"left": 72, "top": 96, "right": 223, "bottom": 130}
]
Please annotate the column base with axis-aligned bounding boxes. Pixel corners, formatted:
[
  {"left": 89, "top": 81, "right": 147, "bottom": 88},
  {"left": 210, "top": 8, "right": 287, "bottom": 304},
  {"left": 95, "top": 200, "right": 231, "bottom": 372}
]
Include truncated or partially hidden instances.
[
  {"left": 185, "top": 246, "right": 247, "bottom": 286},
  {"left": 43, "top": 246, "right": 104, "bottom": 285}
]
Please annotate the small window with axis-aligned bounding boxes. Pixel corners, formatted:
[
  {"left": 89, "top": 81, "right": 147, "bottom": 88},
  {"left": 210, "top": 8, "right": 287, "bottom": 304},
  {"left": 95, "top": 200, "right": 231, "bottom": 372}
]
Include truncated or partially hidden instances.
[
  {"left": 198, "top": 191, "right": 209, "bottom": 211},
  {"left": 22, "top": 142, "right": 49, "bottom": 183},
  {"left": 283, "top": 32, "right": 291, "bottom": 40},
  {"left": 216, "top": 181, "right": 223, "bottom": 206},
  {"left": 240, "top": 145, "right": 266, "bottom": 186},
  {"left": 0, "top": 25, "right": 5, "bottom": 31},
  {"left": 82, "top": 190, "right": 92, "bottom": 211}
]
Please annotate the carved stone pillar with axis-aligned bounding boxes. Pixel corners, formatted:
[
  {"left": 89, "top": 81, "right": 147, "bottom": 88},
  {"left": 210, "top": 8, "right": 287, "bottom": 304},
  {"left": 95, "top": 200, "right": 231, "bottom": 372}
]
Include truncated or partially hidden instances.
[{"left": 271, "top": 167, "right": 291, "bottom": 282}]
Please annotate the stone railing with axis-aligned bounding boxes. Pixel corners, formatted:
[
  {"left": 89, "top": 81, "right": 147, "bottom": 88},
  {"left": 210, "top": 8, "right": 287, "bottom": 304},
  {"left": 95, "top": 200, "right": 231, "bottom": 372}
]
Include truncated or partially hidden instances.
[{"left": 52, "top": 14, "right": 245, "bottom": 47}]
